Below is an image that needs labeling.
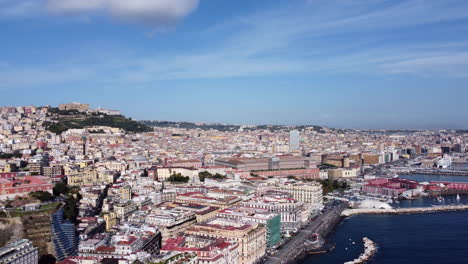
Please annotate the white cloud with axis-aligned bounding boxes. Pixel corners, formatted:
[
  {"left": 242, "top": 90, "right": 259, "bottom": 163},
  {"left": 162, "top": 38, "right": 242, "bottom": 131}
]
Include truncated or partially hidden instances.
[{"left": 46, "top": 0, "right": 199, "bottom": 29}]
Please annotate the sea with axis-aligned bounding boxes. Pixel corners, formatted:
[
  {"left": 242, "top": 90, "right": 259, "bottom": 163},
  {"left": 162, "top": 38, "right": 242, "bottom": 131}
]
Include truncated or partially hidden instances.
[{"left": 303, "top": 174, "right": 468, "bottom": 264}]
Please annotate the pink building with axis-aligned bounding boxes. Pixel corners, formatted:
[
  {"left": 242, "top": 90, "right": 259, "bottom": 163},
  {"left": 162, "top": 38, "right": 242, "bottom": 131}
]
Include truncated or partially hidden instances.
[
  {"left": 162, "top": 236, "right": 239, "bottom": 264},
  {"left": 0, "top": 176, "right": 53, "bottom": 200}
]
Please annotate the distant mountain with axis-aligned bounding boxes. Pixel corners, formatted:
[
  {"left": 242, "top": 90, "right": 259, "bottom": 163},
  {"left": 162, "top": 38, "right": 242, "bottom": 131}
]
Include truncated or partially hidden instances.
[{"left": 43, "top": 108, "right": 152, "bottom": 134}]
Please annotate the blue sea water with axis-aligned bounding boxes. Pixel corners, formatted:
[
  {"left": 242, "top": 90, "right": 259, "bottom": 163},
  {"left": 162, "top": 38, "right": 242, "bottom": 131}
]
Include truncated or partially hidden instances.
[
  {"left": 303, "top": 175, "right": 468, "bottom": 264},
  {"left": 399, "top": 174, "right": 468, "bottom": 183},
  {"left": 303, "top": 210, "right": 468, "bottom": 264}
]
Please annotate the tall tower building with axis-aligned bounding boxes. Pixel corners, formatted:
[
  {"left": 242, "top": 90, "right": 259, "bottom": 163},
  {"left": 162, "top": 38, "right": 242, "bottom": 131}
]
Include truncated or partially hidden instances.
[
  {"left": 289, "top": 130, "right": 300, "bottom": 151},
  {"left": 51, "top": 208, "right": 78, "bottom": 261}
]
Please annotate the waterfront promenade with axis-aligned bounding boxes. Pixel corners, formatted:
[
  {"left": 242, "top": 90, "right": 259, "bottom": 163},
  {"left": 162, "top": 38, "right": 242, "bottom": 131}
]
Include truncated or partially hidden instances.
[
  {"left": 341, "top": 204, "right": 468, "bottom": 217},
  {"left": 263, "top": 201, "right": 346, "bottom": 264}
]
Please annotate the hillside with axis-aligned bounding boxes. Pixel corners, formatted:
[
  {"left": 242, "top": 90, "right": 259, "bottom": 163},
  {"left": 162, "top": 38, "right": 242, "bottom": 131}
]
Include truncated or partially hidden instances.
[{"left": 43, "top": 108, "right": 152, "bottom": 134}]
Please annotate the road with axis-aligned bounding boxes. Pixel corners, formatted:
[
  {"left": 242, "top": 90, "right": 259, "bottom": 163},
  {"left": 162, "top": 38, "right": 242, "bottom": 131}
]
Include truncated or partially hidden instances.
[{"left": 264, "top": 201, "right": 346, "bottom": 264}]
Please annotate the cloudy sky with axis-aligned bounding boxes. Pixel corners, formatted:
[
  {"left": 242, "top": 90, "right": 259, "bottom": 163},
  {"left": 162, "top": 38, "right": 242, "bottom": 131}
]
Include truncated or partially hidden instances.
[{"left": 1, "top": 0, "right": 467, "bottom": 129}]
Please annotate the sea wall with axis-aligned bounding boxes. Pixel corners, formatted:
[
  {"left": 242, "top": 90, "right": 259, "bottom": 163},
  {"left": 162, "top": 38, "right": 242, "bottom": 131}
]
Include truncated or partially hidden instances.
[{"left": 341, "top": 204, "right": 468, "bottom": 217}]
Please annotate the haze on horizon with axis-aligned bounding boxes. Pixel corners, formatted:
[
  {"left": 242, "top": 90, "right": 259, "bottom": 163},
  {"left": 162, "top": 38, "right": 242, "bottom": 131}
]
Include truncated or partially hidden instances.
[{"left": 1, "top": 0, "right": 467, "bottom": 130}]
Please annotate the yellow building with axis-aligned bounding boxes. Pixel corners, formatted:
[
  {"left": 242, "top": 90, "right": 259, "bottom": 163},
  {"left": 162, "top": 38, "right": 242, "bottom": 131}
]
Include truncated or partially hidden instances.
[
  {"left": 114, "top": 202, "right": 138, "bottom": 219},
  {"left": 67, "top": 167, "right": 98, "bottom": 186},
  {"left": 0, "top": 163, "right": 16, "bottom": 173},
  {"left": 120, "top": 186, "right": 132, "bottom": 201},
  {"left": 328, "top": 167, "right": 360, "bottom": 179},
  {"left": 103, "top": 212, "right": 118, "bottom": 231}
]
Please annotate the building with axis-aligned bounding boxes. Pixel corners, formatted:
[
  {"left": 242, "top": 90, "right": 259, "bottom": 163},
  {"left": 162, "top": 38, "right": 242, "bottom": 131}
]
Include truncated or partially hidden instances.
[
  {"left": 28, "top": 162, "right": 42, "bottom": 175},
  {"left": 175, "top": 192, "right": 241, "bottom": 209},
  {"left": 289, "top": 130, "right": 300, "bottom": 151},
  {"left": 161, "top": 236, "right": 239, "bottom": 264},
  {"left": 0, "top": 176, "right": 53, "bottom": 200},
  {"left": 185, "top": 218, "right": 266, "bottom": 264},
  {"left": 242, "top": 195, "right": 304, "bottom": 232},
  {"left": 67, "top": 167, "right": 99, "bottom": 186},
  {"left": 215, "top": 156, "right": 313, "bottom": 171},
  {"left": 216, "top": 206, "right": 281, "bottom": 248},
  {"left": 362, "top": 178, "right": 418, "bottom": 197},
  {"left": 51, "top": 208, "right": 78, "bottom": 261},
  {"left": 43, "top": 166, "right": 64, "bottom": 178},
  {"left": 166, "top": 159, "right": 203, "bottom": 169},
  {"left": 151, "top": 167, "right": 199, "bottom": 183},
  {"left": 114, "top": 202, "right": 138, "bottom": 220},
  {"left": 103, "top": 212, "right": 118, "bottom": 231},
  {"left": 146, "top": 208, "right": 197, "bottom": 241},
  {"left": 59, "top": 103, "right": 90, "bottom": 112},
  {"left": 253, "top": 168, "right": 320, "bottom": 180},
  {"left": 77, "top": 228, "right": 161, "bottom": 261},
  {"left": 362, "top": 153, "right": 384, "bottom": 165},
  {"left": 0, "top": 239, "right": 38, "bottom": 264},
  {"left": 120, "top": 185, "right": 132, "bottom": 201},
  {"left": 328, "top": 167, "right": 360, "bottom": 179},
  {"left": 276, "top": 182, "right": 323, "bottom": 212}
]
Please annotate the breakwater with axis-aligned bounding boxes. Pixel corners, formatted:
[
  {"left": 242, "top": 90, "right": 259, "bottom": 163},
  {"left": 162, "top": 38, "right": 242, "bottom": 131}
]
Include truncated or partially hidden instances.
[
  {"left": 341, "top": 204, "right": 468, "bottom": 217},
  {"left": 409, "top": 170, "right": 468, "bottom": 176},
  {"left": 344, "top": 237, "right": 377, "bottom": 264}
]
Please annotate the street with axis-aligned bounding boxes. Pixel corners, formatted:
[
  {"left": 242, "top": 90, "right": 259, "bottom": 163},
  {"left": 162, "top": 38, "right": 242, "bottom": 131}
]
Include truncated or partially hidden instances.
[{"left": 264, "top": 201, "right": 346, "bottom": 264}]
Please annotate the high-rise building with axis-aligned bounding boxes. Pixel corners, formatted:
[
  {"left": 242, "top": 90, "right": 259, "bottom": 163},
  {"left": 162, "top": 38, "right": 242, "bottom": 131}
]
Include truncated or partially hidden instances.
[
  {"left": 51, "top": 208, "right": 78, "bottom": 261},
  {"left": 289, "top": 130, "right": 300, "bottom": 151},
  {"left": 0, "top": 239, "right": 38, "bottom": 264},
  {"left": 454, "top": 144, "right": 464, "bottom": 153}
]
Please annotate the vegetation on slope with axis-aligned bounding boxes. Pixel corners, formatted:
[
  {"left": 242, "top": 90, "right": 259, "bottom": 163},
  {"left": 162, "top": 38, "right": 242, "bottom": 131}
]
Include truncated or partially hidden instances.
[{"left": 43, "top": 108, "right": 152, "bottom": 134}]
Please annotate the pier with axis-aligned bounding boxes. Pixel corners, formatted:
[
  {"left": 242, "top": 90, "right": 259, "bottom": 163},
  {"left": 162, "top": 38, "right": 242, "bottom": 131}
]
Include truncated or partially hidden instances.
[
  {"left": 341, "top": 204, "right": 468, "bottom": 217},
  {"left": 408, "top": 169, "right": 468, "bottom": 176}
]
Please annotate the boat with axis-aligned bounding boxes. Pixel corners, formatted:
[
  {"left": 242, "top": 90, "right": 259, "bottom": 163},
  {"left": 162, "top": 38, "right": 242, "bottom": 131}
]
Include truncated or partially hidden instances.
[
  {"left": 456, "top": 194, "right": 461, "bottom": 201},
  {"left": 437, "top": 195, "right": 445, "bottom": 202}
]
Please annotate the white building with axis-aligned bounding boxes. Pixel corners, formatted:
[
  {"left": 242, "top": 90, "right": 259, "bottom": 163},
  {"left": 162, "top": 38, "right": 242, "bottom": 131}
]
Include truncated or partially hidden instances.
[{"left": 0, "top": 239, "right": 38, "bottom": 264}]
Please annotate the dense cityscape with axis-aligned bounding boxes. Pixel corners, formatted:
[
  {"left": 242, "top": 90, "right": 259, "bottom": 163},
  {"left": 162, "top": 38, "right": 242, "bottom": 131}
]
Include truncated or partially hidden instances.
[{"left": 0, "top": 103, "right": 467, "bottom": 264}]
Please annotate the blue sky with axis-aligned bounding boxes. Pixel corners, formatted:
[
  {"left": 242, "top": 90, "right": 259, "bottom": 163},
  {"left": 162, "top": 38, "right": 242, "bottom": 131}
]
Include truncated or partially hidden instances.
[{"left": 1, "top": 0, "right": 468, "bottom": 129}]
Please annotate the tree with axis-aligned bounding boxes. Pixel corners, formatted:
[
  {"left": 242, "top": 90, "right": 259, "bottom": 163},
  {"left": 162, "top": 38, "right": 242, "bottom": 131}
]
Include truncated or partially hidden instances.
[
  {"left": 53, "top": 182, "right": 69, "bottom": 196},
  {"left": 167, "top": 173, "right": 190, "bottom": 183},
  {"left": 29, "top": 191, "right": 54, "bottom": 202},
  {"left": 198, "top": 171, "right": 226, "bottom": 182},
  {"left": 198, "top": 171, "right": 212, "bottom": 182}
]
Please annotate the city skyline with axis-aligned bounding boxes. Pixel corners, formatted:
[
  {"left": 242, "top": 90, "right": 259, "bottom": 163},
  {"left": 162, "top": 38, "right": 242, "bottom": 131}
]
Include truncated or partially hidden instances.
[{"left": 1, "top": 0, "right": 468, "bottom": 129}]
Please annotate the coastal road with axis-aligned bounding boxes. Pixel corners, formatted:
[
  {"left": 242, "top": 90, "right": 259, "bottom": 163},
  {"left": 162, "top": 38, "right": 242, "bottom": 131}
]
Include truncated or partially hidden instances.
[{"left": 264, "top": 201, "right": 346, "bottom": 264}]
